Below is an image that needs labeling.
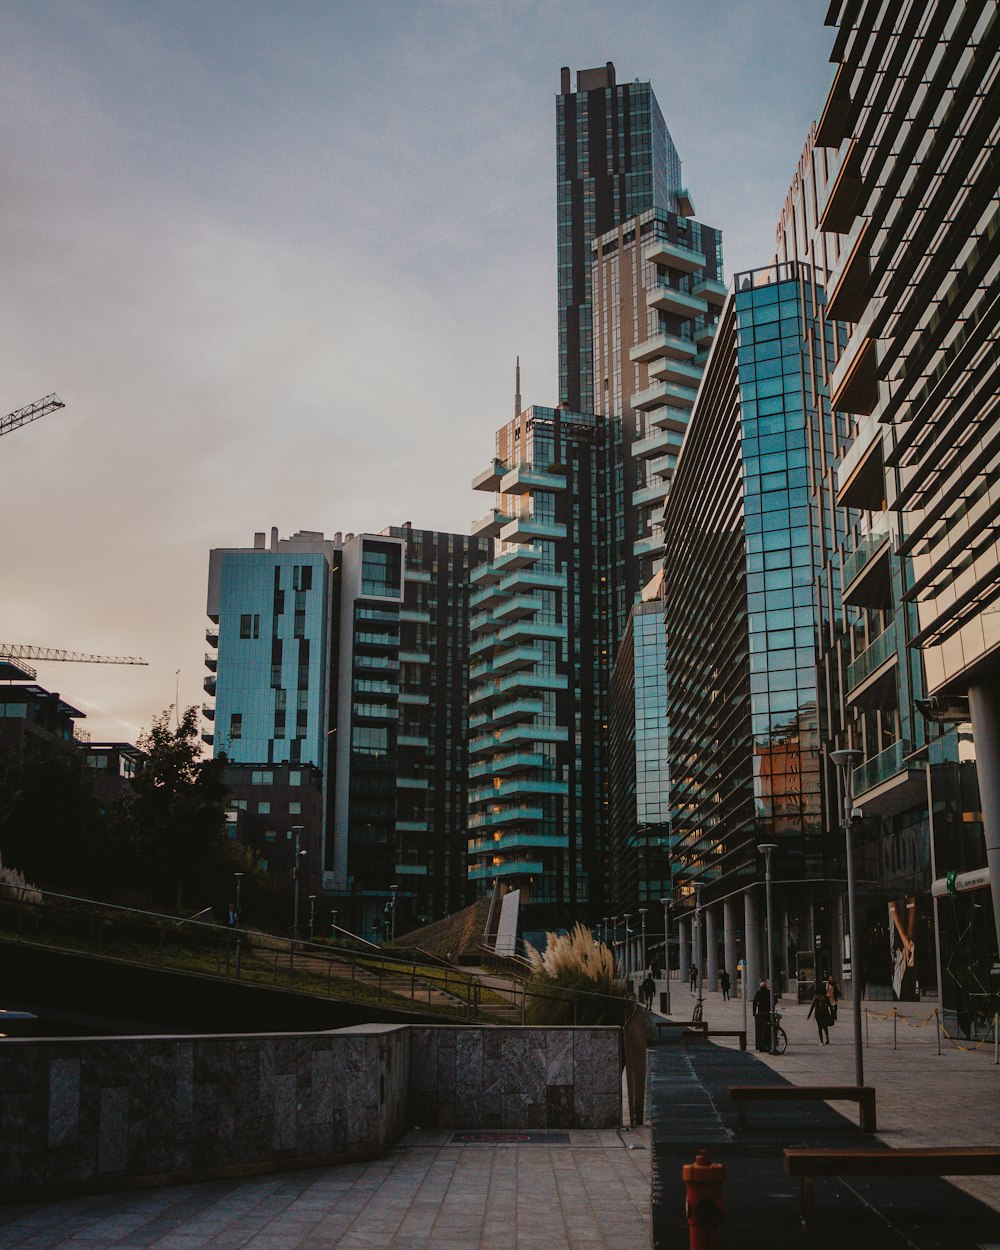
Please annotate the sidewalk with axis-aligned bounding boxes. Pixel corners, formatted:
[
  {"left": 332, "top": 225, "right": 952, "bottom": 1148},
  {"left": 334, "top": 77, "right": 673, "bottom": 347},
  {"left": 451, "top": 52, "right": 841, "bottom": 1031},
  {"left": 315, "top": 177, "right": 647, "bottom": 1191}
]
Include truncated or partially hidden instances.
[{"left": 0, "top": 1128, "right": 652, "bottom": 1250}]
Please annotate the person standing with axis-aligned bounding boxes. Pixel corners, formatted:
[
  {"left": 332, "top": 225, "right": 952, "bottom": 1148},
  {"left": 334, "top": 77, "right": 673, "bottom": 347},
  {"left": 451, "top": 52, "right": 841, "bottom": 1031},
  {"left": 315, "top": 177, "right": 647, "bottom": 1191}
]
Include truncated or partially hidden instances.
[
  {"left": 720, "top": 968, "right": 731, "bottom": 1001},
  {"left": 641, "top": 971, "right": 656, "bottom": 1011},
  {"left": 824, "top": 974, "right": 840, "bottom": 1022},
  {"left": 752, "top": 980, "right": 772, "bottom": 1051},
  {"left": 808, "top": 986, "right": 833, "bottom": 1044},
  {"left": 688, "top": 962, "right": 698, "bottom": 992}
]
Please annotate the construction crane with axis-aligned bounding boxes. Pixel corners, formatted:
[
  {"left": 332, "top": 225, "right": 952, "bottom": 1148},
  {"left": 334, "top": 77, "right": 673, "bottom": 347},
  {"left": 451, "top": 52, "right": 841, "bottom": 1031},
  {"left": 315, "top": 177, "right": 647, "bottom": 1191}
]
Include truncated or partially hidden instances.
[
  {"left": 0, "top": 645, "right": 148, "bottom": 682},
  {"left": 0, "top": 394, "right": 65, "bottom": 440}
]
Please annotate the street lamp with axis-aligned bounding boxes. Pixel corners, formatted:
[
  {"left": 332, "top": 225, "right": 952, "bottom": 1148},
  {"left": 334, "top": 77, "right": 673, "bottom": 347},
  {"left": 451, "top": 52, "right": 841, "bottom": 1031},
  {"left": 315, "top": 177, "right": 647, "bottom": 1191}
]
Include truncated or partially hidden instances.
[
  {"left": 694, "top": 883, "right": 704, "bottom": 1019},
  {"left": 830, "top": 748, "right": 865, "bottom": 1088},
  {"left": 290, "top": 825, "right": 305, "bottom": 943},
  {"left": 758, "top": 842, "right": 778, "bottom": 1052},
  {"left": 602, "top": 916, "right": 609, "bottom": 948},
  {"left": 659, "top": 896, "right": 671, "bottom": 1014},
  {"left": 308, "top": 894, "right": 317, "bottom": 941},
  {"left": 623, "top": 913, "right": 632, "bottom": 976},
  {"left": 233, "top": 872, "right": 244, "bottom": 920},
  {"left": 330, "top": 909, "right": 338, "bottom": 940},
  {"left": 638, "top": 908, "right": 648, "bottom": 971},
  {"left": 389, "top": 883, "right": 399, "bottom": 943}
]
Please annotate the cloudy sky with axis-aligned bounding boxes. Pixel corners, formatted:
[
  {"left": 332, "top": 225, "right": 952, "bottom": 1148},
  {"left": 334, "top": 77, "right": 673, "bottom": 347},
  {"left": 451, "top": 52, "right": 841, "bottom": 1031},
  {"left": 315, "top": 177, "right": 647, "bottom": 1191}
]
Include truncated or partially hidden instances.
[{"left": 1, "top": 0, "right": 834, "bottom": 743}]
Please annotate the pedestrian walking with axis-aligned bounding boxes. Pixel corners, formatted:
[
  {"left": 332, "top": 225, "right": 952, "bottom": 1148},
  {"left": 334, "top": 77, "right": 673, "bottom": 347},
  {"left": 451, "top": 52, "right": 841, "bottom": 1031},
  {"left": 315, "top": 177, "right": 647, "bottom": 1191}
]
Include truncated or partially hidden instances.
[
  {"left": 641, "top": 971, "right": 656, "bottom": 1011},
  {"left": 824, "top": 974, "right": 840, "bottom": 1022},
  {"left": 688, "top": 962, "right": 697, "bottom": 992},
  {"left": 720, "top": 968, "right": 731, "bottom": 1001},
  {"left": 752, "top": 979, "right": 772, "bottom": 1051},
  {"left": 807, "top": 986, "right": 833, "bottom": 1044}
]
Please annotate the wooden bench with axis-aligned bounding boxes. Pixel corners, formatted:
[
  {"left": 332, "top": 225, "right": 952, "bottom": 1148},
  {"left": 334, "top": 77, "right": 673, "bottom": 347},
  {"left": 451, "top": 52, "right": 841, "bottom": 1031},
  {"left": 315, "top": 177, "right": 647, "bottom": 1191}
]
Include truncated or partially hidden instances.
[
  {"left": 784, "top": 1146, "right": 1000, "bottom": 1228},
  {"left": 730, "top": 1084, "right": 877, "bottom": 1133},
  {"left": 682, "top": 1028, "right": 746, "bottom": 1052}
]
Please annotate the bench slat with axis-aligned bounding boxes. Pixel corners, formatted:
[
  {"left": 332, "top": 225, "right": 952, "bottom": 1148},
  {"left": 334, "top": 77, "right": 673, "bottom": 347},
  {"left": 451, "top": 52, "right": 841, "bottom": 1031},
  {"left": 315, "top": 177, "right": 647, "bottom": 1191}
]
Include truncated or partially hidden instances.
[
  {"left": 785, "top": 1146, "right": 1000, "bottom": 1178},
  {"left": 730, "top": 1085, "right": 876, "bottom": 1133}
]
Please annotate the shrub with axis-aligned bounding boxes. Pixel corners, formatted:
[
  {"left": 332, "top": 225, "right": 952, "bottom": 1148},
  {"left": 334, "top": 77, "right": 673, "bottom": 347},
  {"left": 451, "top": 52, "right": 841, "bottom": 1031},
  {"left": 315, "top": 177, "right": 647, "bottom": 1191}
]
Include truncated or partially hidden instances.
[{"left": 524, "top": 923, "right": 632, "bottom": 1025}]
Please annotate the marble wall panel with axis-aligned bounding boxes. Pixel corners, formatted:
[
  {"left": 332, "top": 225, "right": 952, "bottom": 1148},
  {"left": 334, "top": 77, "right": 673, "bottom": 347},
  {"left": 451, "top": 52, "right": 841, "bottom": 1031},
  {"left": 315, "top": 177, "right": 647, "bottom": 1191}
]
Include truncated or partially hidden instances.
[{"left": 46, "top": 1058, "right": 79, "bottom": 1149}]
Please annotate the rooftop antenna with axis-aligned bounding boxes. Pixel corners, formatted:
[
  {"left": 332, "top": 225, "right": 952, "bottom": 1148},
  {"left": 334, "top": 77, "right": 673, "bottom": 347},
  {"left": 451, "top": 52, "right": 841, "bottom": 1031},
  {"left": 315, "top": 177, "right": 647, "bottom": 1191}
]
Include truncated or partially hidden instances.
[{"left": 514, "top": 356, "right": 522, "bottom": 420}]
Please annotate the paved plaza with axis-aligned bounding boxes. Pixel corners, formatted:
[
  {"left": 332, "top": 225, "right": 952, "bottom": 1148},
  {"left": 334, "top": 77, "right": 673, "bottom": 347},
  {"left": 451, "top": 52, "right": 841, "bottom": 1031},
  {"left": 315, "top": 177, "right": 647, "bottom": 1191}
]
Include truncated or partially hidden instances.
[{"left": 0, "top": 990, "right": 996, "bottom": 1249}]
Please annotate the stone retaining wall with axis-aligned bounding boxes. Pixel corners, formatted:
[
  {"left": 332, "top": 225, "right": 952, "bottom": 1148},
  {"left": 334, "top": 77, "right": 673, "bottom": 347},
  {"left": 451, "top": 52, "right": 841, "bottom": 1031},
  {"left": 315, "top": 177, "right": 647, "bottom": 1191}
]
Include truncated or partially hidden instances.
[{"left": 0, "top": 1024, "right": 620, "bottom": 1199}]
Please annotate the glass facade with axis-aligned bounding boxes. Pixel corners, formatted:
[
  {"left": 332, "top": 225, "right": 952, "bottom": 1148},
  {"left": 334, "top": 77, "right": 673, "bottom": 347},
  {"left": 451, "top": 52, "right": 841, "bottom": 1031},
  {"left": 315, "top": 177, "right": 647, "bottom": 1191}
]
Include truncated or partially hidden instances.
[{"left": 557, "top": 65, "right": 681, "bottom": 411}]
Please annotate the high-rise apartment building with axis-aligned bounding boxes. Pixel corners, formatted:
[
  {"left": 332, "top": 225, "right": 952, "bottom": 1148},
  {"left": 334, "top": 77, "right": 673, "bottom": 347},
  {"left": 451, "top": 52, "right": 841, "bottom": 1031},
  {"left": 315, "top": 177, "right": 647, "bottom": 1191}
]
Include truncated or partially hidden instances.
[
  {"left": 557, "top": 63, "right": 688, "bottom": 412},
  {"left": 818, "top": 0, "right": 999, "bottom": 1014},
  {"left": 206, "top": 524, "right": 482, "bottom": 936}
]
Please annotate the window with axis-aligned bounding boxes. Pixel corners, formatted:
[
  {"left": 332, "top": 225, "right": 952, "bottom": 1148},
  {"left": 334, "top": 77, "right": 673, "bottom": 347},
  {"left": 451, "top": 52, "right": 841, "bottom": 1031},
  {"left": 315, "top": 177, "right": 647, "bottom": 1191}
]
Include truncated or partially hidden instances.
[
  {"left": 264, "top": 831, "right": 277, "bottom": 842},
  {"left": 257, "top": 801, "right": 271, "bottom": 814},
  {"left": 352, "top": 725, "right": 389, "bottom": 756},
  {"left": 251, "top": 769, "right": 274, "bottom": 785},
  {"left": 239, "top": 614, "right": 260, "bottom": 640},
  {"left": 289, "top": 770, "right": 302, "bottom": 787},
  {"left": 288, "top": 801, "right": 301, "bottom": 815},
  {"left": 229, "top": 713, "right": 242, "bottom": 740}
]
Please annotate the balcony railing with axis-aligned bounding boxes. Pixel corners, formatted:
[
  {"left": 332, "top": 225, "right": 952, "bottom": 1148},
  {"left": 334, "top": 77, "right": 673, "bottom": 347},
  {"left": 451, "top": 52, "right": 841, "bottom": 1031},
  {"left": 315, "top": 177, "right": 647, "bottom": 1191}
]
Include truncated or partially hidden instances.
[
  {"left": 846, "top": 620, "right": 897, "bottom": 690},
  {"left": 842, "top": 527, "right": 890, "bottom": 589},
  {"left": 853, "top": 740, "right": 913, "bottom": 796}
]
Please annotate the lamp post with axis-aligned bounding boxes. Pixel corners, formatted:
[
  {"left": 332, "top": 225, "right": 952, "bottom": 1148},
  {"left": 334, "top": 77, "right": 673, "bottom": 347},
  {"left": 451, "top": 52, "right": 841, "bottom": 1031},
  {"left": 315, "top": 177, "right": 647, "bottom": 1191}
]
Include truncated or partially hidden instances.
[
  {"left": 638, "top": 908, "right": 648, "bottom": 971},
  {"left": 330, "top": 909, "right": 338, "bottom": 940},
  {"left": 830, "top": 748, "right": 865, "bottom": 1088},
  {"left": 659, "top": 897, "right": 671, "bottom": 1014},
  {"left": 602, "top": 916, "right": 609, "bottom": 949},
  {"left": 758, "top": 842, "right": 778, "bottom": 1052},
  {"left": 623, "top": 913, "right": 632, "bottom": 976},
  {"left": 389, "top": 884, "right": 399, "bottom": 943},
  {"left": 308, "top": 894, "right": 317, "bottom": 941},
  {"left": 290, "top": 825, "right": 305, "bottom": 943},
  {"left": 694, "top": 883, "right": 704, "bottom": 1019},
  {"left": 233, "top": 871, "right": 244, "bottom": 979}
]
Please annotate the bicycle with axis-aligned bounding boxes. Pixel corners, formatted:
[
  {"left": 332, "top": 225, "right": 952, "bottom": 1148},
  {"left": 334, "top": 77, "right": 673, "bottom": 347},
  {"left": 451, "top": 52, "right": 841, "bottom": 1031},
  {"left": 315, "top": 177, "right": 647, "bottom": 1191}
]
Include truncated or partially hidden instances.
[
  {"left": 692, "top": 996, "right": 704, "bottom": 1024},
  {"left": 770, "top": 1009, "right": 788, "bottom": 1054}
]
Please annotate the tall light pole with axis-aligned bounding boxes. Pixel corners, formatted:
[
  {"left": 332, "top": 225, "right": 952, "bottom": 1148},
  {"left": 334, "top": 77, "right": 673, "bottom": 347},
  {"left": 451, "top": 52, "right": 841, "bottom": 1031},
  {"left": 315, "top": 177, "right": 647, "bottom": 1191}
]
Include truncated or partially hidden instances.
[
  {"left": 308, "top": 894, "right": 317, "bottom": 941},
  {"left": 639, "top": 908, "right": 648, "bottom": 970},
  {"left": 290, "top": 825, "right": 305, "bottom": 943},
  {"left": 659, "top": 897, "right": 671, "bottom": 1014},
  {"left": 233, "top": 872, "right": 244, "bottom": 920},
  {"left": 830, "top": 748, "right": 865, "bottom": 1088},
  {"left": 694, "top": 882, "right": 704, "bottom": 1017},
  {"left": 602, "top": 916, "right": 609, "bottom": 949},
  {"left": 758, "top": 842, "right": 778, "bottom": 1052},
  {"left": 389, "top": 883, "right": 399, "bottom": 943},
  {"left": 623, "top": 913, "right": 632, "bottom": 976},
  {"left": 330, "top": 909, "right": 338, "bottom": 940}
]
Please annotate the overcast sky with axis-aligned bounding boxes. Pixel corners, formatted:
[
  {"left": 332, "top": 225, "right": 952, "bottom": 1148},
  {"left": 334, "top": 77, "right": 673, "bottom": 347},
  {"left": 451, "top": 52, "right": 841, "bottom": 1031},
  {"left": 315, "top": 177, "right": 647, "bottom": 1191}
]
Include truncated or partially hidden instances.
[{"left": 1, "top": 0, "right": 834, "bottom": 743}]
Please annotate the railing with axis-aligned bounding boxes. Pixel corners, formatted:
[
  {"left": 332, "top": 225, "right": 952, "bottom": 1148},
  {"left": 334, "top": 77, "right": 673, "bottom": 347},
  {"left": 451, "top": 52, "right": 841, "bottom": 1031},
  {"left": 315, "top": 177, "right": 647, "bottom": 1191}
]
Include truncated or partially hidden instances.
[
  {"left": 853, "top": 739, "right": 913, "bottom": 795},
  {"left": 846, "top": 620, "right": 897, "bottom": 690},
  {"left": 842, "top": 527, "right": 890, "bottom": 588}
]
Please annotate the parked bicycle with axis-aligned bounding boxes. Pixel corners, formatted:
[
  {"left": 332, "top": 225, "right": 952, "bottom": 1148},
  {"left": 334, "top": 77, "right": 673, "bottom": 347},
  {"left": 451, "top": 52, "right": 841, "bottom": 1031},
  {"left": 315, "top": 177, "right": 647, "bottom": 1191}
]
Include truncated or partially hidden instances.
[{"left": 770, "top": 1009, "right": 788, "bottom": 1054}]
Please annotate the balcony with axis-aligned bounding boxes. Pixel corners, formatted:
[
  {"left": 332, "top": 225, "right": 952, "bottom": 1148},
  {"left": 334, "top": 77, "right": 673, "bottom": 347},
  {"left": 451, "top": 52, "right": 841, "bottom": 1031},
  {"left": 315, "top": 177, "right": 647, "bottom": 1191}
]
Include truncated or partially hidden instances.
[
  {"left": 630, "top": 332, "right": 697, "bottom": 364},
  {"left": 203, "top": 675, "right": 216, "bottom": 696},
  {"left": 498, "top": 567, "right": 565, "bottom": 595},
  {"left": 633, "top": 529, "right": 666, "bottom": 559},
  {"left": 399, "top": 650, "right": 430, "bottom": 665},
  {"left": 818, "top": 136, "right": 863, "bottom": 234},
  {"left": 644, "top": 237, "right": 707, "bottom": 273},
  {"left": 470, "top": 582, "right": 506, "bottom": 612},
  {"left": 470, "top": 751, "right": 546, "bottom": 778},
  {"left": 201, "top": 703, "right": 215, "bottom": 721},
  {"left": 468, "top": 805, "right": 546, "bottom": 830},
  {"left": 826, "top": 217, "right": 871, "bottom": 324},
  {"left": 201, "top": 732, "right": 214, "bottom": 747},
  {"left": 646, "top": 285, "right": 709, "bottom": 320},
  {"left": 846, "top": 621, "right": 898, "bottom": 709},
  {"left": 205, "top": 628, "right": 219, "bottom": 648},
  {"left": 649, "top": 452, "right": 678, "bottom": 480},
  {"left": 471, "top": 459, "right": 509, "bottom": 492},
  {"left": 836, "top": 410, "right": 885, "bottom": 510},
  {"left": 633, "top": 380, "right": 698, "bottom": 412},
  {"left": 695, "top": 320, "right": 718, "bottom": 348},
  {"left": 397, "top": 733, "right": 431, "bottom": 748},
  {"left": 470, "top": 610, "right": 502, "bottom": 635},
  {"left": 633, "top": 426, "right": 683, "bottom": 461},
  {"left": 489, "top": 697, "right": 545, "bottom": 727},
  {"left": 496, "top": 617, "right": 567, "bottom": 646},
  {"left": 493, "top": 669, "right": 568, "bottom": 698},
  {"left": 815, "top": 62, "right": 852, "bottom": 148},
  {"left": 499, "top": 464, "right": 567, "bottom": 494},
  {"left": 494, "top": 545, "right": 543, "bottom": 573},
  {"left": 830, "top": 327, "right": 878, "bottom": 417},
  {"left": 469, "top": 832, "right": 567, "bottom": 856},
  {"left": 397, "top": 776, "right": 430, "bottom": 789},
  {"left": 648, "top": 356, "right": 704, "bottom": 388},
  {"left": 468, "top": 859, "right": 545, "bottom": 882},
  {"left": 204, "top": 652, "right": 217, "bottom": 673},
  {"left": 492, "top": 645, "right": 544, "bottom": 674},
  {"left": 647, "top": 405, "right": 691, "bottom": 434},
  {"left": 841, "top": 526, "right": 892, "bottom": 610},
  {"left": 493, "top": 594, "right": 542, "bottom": 623},
  {"left": 499, "top": 517, "right": 567, "bottom": 545},
  {"left": 692, "top": 277, "right": 727, "bottom": 307},
  {"left": 471, "top": 509, "right": 513, "bottom": 539},
  {"left": 396, "top": 819, "right": 429, "bottom": 833},
  {"left": 632, "top": 481, "right": 668, "bottom": 509},
  {"left": 471, "top": 777, "right": 568, "bottom": 803},
  {"left": 677, "top": 188, "right": 695, "bottom": 217},
  {"left": 852, "top": 741, "right": 925, "bottom": 816},
  {"left": 470, "top": 561, "right": 501, "bottom": 587},
  {"left": 471, "top": 723, "right": 569, "bottom": 754},
  {"left": 398, "top": 691, "right": 430, "bottom": 705}
]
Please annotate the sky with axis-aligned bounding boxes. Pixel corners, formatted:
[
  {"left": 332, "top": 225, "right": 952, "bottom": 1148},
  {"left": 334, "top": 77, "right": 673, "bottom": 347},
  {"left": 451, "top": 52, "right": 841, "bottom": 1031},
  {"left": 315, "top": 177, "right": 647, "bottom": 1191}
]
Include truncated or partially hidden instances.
[{"left": 1, "top": 0, "right": 835, "bottom": 744}]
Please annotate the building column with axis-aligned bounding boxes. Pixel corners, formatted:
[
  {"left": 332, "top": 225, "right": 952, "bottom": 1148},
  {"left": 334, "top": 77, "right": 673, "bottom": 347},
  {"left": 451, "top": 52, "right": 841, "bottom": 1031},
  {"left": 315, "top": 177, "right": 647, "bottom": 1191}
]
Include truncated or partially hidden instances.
[
  {"left": 969, "top": 684, "right": 1000, "bottom": 965},
  {"left": 832, "top": 893, "right": 845, "bottom": 986},
  {"left": 781, "top": 908, "right": 791, "bottom": 997},
  {"left": 723, "top": 897, "right": 738, "bottom": 993},
  {"left": 679, "top": 916, "right": 690, "bottom": 982},
  {"left": 705, "top": 905, "right": 719, "bottom": 992},
  {"left": 744, "top": 888, "right": 761, "bottom": 995}
]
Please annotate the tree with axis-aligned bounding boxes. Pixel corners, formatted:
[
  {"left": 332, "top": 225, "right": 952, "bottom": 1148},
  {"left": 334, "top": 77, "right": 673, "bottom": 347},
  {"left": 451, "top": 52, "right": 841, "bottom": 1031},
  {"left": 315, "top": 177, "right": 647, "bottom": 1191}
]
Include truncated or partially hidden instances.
[{"left": 116, "top": 706, "right": 231, "bottom": 911}]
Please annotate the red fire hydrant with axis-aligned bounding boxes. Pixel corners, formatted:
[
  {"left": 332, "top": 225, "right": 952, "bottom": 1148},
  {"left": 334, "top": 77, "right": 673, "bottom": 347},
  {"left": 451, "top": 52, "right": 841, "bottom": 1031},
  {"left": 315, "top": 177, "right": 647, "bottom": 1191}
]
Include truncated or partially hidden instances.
[{"left": 682, "top": 1147, "right": 725, "bottom": 1249}]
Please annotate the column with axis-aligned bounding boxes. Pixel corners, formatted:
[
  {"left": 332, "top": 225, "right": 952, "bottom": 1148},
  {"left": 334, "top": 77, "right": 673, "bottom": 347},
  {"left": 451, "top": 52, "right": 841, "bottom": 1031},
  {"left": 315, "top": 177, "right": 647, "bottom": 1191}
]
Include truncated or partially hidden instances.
[
  {"left": 781, "top": 908, "right": 791, "bottom": 998},
  {"left": 744, "top": 888, "right": 761, "bottom": 995},
  {"left": 723, "top": 897, "right": 738, "bottom": 994},
  {"left": 969, "top": 684, "right": 1000, "bottom": 964},
  {"left": 679, "top": 916, "right": 690, "bottom": 982},
  {"left": 705, "top": 905, "right": 719, "bottom": 992}
]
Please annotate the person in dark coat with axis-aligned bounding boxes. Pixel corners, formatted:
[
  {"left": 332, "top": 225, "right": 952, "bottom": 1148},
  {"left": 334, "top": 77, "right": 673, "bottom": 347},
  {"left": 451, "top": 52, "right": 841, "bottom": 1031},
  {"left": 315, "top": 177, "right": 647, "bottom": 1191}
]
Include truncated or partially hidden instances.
[
  {"left": 752, "top": 980, "right": 772, "bottom": 1051},
  {"left": 807, "top": 986, "right": 833, "bottom": 1043},
  {"left": 688, "top": 962, "right": 698, "bottom": 992},
  {"left": 720, "top": 968, "right": 731, "bottom": 1001},
  {"left": 640, "top": 971, "right": 656, "bottom": 1011}
]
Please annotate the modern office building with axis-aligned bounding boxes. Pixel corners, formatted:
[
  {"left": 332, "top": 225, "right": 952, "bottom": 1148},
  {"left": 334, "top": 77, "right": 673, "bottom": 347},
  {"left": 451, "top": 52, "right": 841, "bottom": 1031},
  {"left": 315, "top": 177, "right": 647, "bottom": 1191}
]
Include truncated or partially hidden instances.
[
  {"left": 557, "top": 62, "right": 690, "bottom": 412},
  {"left": 818, "top": 0, "right": 1000, "bottom": 1017},
  {"left": 206, "top": 524, "right": 481, "bottom": 936}
]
